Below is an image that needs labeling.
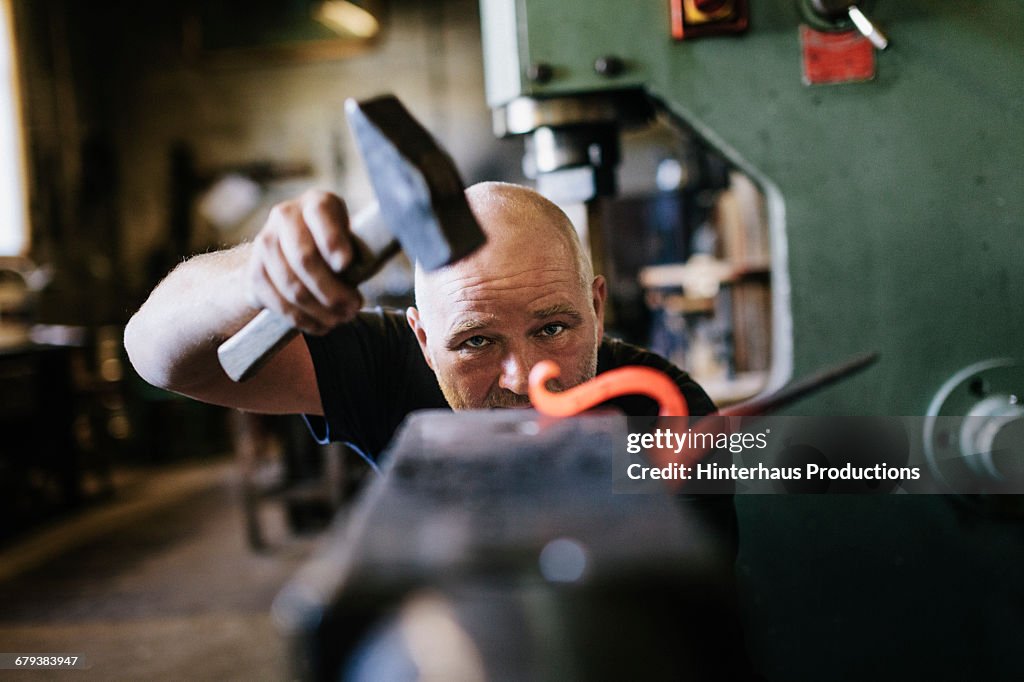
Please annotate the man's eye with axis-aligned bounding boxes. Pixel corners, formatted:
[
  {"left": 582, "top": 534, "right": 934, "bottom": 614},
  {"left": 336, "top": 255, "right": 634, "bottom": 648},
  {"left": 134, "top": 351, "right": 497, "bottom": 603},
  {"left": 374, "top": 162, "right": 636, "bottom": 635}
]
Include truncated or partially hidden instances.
[
  {"left": 463, "top": 335, "right": 490, "bottom": 349},
  {"left": 539, "top": 323, "right": 566, "bottom": 337}
]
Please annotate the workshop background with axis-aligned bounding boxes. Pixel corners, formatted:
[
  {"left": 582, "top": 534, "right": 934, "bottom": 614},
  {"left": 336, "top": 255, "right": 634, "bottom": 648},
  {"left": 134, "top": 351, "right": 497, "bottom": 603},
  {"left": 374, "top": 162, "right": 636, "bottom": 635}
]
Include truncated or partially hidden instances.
[{"left": 0, "top": 0, "right": 1021, "bottom": 680}]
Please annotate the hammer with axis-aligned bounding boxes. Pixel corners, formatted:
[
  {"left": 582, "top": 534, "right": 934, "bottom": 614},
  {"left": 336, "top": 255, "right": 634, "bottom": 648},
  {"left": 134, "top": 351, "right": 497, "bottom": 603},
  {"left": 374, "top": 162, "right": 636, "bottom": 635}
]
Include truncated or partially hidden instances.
[{"left": 217, "top": 95, "right": 486, "bottom": 382}]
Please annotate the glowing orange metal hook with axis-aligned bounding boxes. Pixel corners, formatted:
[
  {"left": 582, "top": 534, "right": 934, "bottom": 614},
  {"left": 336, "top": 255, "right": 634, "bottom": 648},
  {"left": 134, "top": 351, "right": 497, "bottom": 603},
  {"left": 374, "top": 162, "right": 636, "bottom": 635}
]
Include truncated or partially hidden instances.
[{"left": 528, "top": 360, "right": 689, "bottom": 418}]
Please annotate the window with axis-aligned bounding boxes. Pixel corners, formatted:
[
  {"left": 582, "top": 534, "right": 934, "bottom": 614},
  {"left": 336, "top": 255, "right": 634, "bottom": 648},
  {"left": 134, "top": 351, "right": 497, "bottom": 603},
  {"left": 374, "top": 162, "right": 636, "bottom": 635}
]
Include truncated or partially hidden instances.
[{"left": 0, "top": 0, "right": 28, "bottom": 256}]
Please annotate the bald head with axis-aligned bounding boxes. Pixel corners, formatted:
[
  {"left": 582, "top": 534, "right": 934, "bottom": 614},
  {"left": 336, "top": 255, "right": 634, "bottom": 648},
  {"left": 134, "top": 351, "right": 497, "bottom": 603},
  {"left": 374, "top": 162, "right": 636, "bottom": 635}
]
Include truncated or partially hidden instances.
[
  {"left": 405, "top": 181, "right": 607, "bottom": 410},
  {"left": 415, "top": 182, "right": 593, "bottom": 311}
]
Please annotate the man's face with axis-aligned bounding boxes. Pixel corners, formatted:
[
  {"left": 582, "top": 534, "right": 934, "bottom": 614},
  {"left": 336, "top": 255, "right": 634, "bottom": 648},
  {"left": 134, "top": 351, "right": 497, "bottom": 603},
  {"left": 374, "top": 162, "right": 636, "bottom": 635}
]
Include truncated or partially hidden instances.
[{"left": 407, "top": 193, "right": 606, "bottom": 410}]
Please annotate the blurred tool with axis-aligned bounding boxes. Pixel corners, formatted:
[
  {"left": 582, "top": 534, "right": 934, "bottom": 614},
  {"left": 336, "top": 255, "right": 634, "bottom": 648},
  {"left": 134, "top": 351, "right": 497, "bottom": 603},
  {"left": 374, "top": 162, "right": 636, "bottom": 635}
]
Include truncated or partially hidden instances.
[{"left": 273, "top": 410, "right": 750, "bottom": 681}]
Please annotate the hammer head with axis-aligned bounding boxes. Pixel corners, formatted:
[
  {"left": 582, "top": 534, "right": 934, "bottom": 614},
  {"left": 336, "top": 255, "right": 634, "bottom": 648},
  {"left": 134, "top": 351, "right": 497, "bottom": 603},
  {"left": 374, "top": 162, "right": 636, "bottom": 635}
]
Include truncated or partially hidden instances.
[{"left": 345, "top": 95, "right": 486, "bottom": 271}]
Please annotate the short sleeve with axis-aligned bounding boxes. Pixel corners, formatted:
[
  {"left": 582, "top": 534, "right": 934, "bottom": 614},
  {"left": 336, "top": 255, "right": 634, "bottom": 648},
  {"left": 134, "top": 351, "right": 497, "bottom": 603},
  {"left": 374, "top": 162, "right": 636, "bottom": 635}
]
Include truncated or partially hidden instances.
[{"left": 302, "top": 307, "right": 446, "bottom": 459}]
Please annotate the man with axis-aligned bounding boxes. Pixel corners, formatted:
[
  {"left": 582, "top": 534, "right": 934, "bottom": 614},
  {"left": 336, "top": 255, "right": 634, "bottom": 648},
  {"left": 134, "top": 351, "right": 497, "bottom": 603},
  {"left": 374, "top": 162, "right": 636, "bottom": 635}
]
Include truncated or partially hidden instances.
[
  {"left": 125, "top": 181, "right": 716, "bottom": 460},
  {"left": 127, "top": 179, "right": 732, "bottom": 531},
  {"left": 126, "top": 181, "right": 751, "bottom": 676}
]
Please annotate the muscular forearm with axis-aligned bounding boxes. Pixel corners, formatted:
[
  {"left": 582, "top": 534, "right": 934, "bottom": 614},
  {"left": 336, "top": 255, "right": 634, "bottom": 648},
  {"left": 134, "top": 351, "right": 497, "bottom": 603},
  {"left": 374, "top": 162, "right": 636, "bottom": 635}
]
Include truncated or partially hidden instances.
[
  {"left": 125, "top": 244, "right": 258, "bottom": 394},
  {"left": 125, "top": 191, "right": 360, "bottom": 415}
]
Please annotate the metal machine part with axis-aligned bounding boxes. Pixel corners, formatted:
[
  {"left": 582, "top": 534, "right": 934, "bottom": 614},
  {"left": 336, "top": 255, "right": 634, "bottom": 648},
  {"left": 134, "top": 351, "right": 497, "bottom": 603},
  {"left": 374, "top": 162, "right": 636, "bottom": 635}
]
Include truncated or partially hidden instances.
[
  {"left": 803, "top": 0, "right": 889, "bottom": 48},
  {"left": 924, "top": 359, "right": 1024, "bottom": 490},
  {"left": 478, "top": 2, "right": 1024, "bottom": 680},
  {"left": 478, "top": 0, "right": 1023, "bottom": 416},
  {"left": 489, "top": 90, "right": 656, "bottom": 307},
  {"left": 493, "top": 90, "right": 654, "bottom": 204},
  {"left": 524, "top": 126, "right": 619, "bottom": 202},
  {"left": 272, "top": 410, "right": 747, "bottom": 681},
  {"left": 492, "top": 90, "right": 653, "bottom": 137}
]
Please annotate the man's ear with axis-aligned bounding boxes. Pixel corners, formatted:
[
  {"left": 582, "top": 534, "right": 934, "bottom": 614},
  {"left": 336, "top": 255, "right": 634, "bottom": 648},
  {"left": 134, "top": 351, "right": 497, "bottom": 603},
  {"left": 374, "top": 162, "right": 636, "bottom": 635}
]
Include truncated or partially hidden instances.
[
  {"left": 406, "top": 306, "right": 435, "bottom": 370},
  {"left": 592, "top": 275, "right": 607, "bottom": 339}
]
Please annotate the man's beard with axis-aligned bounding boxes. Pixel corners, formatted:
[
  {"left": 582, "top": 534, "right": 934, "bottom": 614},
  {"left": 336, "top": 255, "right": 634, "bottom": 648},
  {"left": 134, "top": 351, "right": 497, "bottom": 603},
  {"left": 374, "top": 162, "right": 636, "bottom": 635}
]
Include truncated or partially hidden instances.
[{"left": 437, "top": 346, "right": 599, "bottom": 411}]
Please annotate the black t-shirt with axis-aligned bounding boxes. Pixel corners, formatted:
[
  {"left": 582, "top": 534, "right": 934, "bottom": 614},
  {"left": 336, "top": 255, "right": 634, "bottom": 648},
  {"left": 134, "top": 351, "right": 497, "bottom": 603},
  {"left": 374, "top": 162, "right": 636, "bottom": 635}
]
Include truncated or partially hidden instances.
[
  {"left": 303, "top": 308, "right": 741, "bottom": 587},
  {"left": 303, "top": 307, "right": 716, "bottom": 461}
]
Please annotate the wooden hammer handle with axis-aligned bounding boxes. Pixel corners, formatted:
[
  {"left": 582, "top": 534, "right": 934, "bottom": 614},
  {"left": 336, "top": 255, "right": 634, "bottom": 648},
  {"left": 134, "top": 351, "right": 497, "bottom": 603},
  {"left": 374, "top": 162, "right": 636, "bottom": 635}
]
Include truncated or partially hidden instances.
[{"left": 217, "top": 237, "right": 400, "bottom": 382}]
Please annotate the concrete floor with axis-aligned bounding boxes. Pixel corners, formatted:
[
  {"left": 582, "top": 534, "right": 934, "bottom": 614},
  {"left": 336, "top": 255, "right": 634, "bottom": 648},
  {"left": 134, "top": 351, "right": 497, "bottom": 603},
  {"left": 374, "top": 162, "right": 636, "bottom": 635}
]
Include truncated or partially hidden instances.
[{"left": 0, "top": 459, "right": 317, "bottom": 681}]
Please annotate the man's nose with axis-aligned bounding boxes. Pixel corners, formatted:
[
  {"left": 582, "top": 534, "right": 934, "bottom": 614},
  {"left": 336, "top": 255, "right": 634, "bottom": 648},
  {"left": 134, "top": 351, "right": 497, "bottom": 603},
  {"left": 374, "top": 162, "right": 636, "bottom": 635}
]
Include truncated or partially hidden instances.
[{"left": 498, "top": 348, "right": 534, "bottom": 395}]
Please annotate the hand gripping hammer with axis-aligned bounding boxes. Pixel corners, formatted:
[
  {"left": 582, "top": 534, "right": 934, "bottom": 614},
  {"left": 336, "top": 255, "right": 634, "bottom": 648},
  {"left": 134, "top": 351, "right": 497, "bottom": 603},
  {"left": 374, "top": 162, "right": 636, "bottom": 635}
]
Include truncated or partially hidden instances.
[{"left": 217, "top": 95, "right": 486, "bottom": 382}]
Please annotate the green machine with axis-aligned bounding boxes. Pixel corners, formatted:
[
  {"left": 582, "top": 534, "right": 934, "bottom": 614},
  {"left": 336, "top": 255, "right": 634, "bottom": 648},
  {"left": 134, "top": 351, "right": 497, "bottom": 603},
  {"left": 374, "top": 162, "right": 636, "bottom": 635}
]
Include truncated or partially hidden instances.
[{"left": 479, "top": 1, "right": 1023, "bottom": 678}]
